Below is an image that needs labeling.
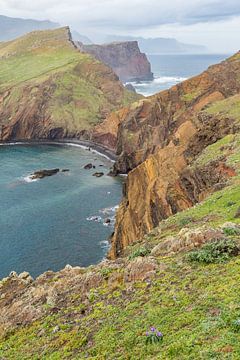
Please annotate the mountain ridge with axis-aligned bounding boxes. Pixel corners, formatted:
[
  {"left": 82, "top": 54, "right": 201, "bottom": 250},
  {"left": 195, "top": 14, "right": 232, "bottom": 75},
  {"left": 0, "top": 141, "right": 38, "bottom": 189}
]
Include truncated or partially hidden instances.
[{"left": 104, "top": 34, "right": 207, "bottom": 54}]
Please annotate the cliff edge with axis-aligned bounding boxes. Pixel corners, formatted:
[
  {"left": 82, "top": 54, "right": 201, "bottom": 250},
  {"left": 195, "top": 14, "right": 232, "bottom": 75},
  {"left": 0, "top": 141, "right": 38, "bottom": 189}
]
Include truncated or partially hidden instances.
[
  {"left": 0, "top": 27, "right": 139, "bottom": 141},
  {"left": 77, "top": 41, "right": 153, "bottom": 82},
  {"left": 109, "top": 52, "right": 240, "bottom": 257}
]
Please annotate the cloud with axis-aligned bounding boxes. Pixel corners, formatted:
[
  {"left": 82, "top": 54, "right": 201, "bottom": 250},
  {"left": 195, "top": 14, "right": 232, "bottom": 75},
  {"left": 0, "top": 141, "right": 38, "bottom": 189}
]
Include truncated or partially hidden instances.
[{"left": 1, "top": 0, "right": 240, "bottom": 31}]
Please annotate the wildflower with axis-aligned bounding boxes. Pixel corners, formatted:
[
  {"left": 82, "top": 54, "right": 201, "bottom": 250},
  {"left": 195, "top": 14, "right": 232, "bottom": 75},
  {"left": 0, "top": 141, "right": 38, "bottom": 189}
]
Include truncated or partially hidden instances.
[{"left": 150, "top": 327, "right": 156, "bottom": 332}]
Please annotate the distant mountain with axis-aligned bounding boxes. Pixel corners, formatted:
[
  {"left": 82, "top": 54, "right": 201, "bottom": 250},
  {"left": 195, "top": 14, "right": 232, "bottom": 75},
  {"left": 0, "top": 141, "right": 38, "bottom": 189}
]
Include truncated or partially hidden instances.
[
  {"left": 71, "top": 30, "right": 92, "bottom": 44},
  {"left": 104, "top": 35, "right": 207, "bottom": 54},
  {"left": 0, "top": 15, "right": 92, "bottom": 44}
]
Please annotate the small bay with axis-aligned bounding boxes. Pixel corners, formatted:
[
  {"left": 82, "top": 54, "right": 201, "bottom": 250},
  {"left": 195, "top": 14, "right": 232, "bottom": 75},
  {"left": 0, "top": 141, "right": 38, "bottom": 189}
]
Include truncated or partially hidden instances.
[{"left": 0, "top": 144, "right": 122, "bottom": 278}]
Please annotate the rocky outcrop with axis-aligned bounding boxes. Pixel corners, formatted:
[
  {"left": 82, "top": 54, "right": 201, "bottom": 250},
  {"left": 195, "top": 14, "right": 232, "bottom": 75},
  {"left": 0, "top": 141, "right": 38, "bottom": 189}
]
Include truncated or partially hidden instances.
[
  {"left": 109, "top": 52, "right": 240, "bottom": 258},
  {"left": 30, "top": 169, "right": 60, "bottom": 180},
  {"left": 0, "top": 27, "right": 139, "bottom": 142},
  {"left": 77, "top": 41, "right": 153, "bottom": 82}
]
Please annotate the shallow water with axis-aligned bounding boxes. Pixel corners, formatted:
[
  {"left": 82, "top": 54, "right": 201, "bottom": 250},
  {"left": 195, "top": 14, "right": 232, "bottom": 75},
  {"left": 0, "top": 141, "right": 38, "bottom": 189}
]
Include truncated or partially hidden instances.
[{"left": 0, "top": 144, "right": 122, "bottom": 278}]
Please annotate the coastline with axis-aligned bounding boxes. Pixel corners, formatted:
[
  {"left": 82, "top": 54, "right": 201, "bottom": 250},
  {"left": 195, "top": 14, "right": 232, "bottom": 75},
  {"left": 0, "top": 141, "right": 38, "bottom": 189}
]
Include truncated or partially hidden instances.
[{"left": 0, "top": 138, "right": 117, "bottom": 162}]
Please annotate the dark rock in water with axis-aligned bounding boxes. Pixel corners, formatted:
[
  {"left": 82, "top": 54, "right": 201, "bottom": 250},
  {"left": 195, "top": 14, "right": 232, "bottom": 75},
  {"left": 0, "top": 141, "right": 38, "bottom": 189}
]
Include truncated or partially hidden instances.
[
  {"left": 30, "top": 169, "right": 60, "bottom": 180},
  {"left": 61, "top": 169, "right": 70, "bottom": 172},
  {"left": 104, "top": 218, "right": 111, "bottom": 225},
  {"left": 99, "top": 164, "right": 104, "bottom": 167},
  {"left": 84, "top": 163, "right": 93, "bottom": 169},
  {"left": 93, "top": 172, "right": 104, "bottom": 178},
  {"left": 125, "top": 83, "right": 136, "bottom": 93},
  {"left": 93, "top": 165, "right": 96, "bottom": 169}
]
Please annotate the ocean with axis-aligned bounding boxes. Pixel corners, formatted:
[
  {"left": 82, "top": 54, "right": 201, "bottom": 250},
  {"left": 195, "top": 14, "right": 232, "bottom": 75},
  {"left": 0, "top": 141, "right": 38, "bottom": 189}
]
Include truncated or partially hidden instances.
[
  {"left": 130, "top": 54, "right": 230, "bottom": 96},
  {"left": 0, "top": 144, "right": 122, "bottom": 278}
]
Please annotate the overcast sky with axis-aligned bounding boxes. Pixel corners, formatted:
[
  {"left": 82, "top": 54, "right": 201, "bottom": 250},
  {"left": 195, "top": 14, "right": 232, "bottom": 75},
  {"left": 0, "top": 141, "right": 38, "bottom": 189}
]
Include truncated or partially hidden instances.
[{"left": 1, "top": 0, "right": 240, "bottom": 52}]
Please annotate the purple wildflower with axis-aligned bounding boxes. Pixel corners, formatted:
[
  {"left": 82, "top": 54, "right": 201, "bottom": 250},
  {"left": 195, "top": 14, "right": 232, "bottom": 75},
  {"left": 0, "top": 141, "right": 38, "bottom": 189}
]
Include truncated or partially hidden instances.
[
  {"left": 157, "top": 331, "right": 163, "bottom": 337},
  {"left": 146, "top": 332, "right": 149, "bottom": 336},
  {"left": 150, "top": 327, "right": 156, "bottom": 332}
]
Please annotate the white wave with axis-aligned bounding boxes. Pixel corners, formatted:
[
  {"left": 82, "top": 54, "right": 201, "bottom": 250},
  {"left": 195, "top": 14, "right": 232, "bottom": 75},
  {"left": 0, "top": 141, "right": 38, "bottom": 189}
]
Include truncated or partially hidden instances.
[
  {"left": 128, "top": 76, "right": 187, "bottom": 88},
  {"left": 22, "top": 175, "right": 38, "bottom": 183},
  {"left": 99, "top": 240, "right": 110, "bottom": 248},
  {"left": 153, "top": 76, "right": 187, "bottom": 84},
  {"left": 99, "top": 205, "right": 119, "bottom": 215},
  {"left": 86, "top": 215, "right": 102, "bottom": 222},
  {"left": 0, "top": 141, "right": 115, "bottom": 163}
]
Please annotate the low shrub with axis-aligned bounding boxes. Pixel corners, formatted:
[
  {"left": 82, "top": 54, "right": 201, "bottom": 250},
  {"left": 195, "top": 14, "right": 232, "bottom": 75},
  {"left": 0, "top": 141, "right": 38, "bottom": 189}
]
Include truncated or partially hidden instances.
[
  {"left": 129, "top": 247, "right": 150, "bottom": 260},
  {"left": 232, "top": 319, "right": 240, "bottom": 332},
  {"left": 187, "top": 239, "right": 239, "bottom": 263},
  {"left": 223, "top": 227, "right": 240, "bottom": 236}
]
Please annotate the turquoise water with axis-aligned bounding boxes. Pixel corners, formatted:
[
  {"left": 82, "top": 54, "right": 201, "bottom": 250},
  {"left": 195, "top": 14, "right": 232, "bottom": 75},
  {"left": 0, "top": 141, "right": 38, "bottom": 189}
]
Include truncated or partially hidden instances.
[{"left": 0, "top": 144, "right": 122, "bottom": 278}]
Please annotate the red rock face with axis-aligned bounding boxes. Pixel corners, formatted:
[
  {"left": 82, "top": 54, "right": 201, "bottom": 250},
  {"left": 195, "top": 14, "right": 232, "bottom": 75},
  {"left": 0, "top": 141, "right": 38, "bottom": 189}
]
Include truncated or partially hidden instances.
[
  {"left": 108, "top": 52, "right": 240, "bottom": 258},
  {"left": 77, "top": 41, "right": 153, "bottom": 82}
]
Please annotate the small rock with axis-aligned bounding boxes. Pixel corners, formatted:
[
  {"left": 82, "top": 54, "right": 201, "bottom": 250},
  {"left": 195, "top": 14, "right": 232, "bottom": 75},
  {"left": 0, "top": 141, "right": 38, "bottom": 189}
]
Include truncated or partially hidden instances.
[
  {"left": 65, "top": 264, "right": 73, "bottom": 270},
  {"left": 92, "top": 172, "right": 104, "bottom": 177},
  {"left": 19, "top": 271, "right": 31, "bottom": 280},
  {"left": 61, "top": 169, "right": 70, "bottom": 172},
  {"left": 84, "top": 163, "right": 93, "bottom": 169},
  {"left": 9, "top": 271, "right": 18, "bottom": 278},
  {"left": 104, "top": 218, "right": 111, "bottom": 225},
  {"left": 37, "top": 328, "right": 45, "bottom": 337},
  {"left": 124, "top": 257, "right": 157, "bottom": 282},
  {"left": 19, "top": 272, "right": 33, "bottom": 284}
]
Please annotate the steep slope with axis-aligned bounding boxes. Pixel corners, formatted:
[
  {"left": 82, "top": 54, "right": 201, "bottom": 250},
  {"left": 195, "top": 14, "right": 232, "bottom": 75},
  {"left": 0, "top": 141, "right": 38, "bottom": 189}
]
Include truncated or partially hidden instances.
[
  {"left": 78, "top": 41, "right": 153, "bottom": 82},
  {"left": 0, "top": 27, "right": 139, "bottom": 141},
  {"left": 1, "top": 195, "right": 240, "bottom": 358},
  {"left": 110, "top": 52, "right": 240, "bottom": 257}
]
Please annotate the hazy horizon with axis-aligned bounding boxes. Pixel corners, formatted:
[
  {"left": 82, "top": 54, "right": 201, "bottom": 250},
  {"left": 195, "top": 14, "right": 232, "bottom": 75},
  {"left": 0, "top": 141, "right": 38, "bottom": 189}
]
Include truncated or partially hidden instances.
[{"left": 0, "top": 0, "right": 239, "bottom": 53}]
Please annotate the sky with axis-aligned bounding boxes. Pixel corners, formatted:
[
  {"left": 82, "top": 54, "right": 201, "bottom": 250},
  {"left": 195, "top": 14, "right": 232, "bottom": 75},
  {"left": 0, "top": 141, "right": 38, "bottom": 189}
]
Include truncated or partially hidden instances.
[{"left": 0, "top": 0, "right": 240, "bottom": 52}]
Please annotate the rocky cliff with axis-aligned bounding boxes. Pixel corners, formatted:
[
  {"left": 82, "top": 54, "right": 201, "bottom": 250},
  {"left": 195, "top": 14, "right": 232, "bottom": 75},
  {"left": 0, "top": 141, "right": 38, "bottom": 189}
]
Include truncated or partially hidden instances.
[
  {"left": 110, "top": 52, "right": 240, "bottom": 257},
  {"left": 0, "top": 27, "right": 139, "bottom": 141},
  {"left": 77, "top": 41, "right": 153, "bottom": 82},
  {"left": 2, "top": 48, "right": 240, "bottom": 359}
]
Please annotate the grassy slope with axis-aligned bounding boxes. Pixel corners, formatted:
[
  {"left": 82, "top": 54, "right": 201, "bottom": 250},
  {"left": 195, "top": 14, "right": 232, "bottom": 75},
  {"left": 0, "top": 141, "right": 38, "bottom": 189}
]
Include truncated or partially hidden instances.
[
  {"left": 0, "top": 27, "right": 138, "bottom": 133},
  {"left": 1, "top": 103, "right": 240, "bottom": 358}
]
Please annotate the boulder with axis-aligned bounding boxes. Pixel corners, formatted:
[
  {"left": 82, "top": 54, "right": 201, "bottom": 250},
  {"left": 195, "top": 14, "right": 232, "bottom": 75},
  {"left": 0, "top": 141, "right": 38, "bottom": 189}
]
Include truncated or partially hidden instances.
[
  {"left": 84, "top": 163, "right": 93, "bottom": 169},
  {"left": 151, "top": 227, "right": 224, "bottom": 256},
  {"left": 124, "top": 257, "right": 157, "bottom": 282}
]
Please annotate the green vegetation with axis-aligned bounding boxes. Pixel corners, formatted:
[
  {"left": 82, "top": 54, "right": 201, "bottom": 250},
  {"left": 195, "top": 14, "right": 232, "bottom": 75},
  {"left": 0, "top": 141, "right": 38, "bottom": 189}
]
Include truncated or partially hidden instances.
[
  {"left": 0, "top": 27, "right": 139, "bottom": 133},
  {"left": 181, "top": 89, "right": 202, "bottom": 102},
  {"left": 187, "top": 239, "right": 239, "bottom": 263},
  {"left": 205, "top": 95, "right": 240, "bottom": 123},
  {"left": 2, "top": 252, "right": 240, "bottom": 359},
  {"left": 128, "top": 246, "right": 151, "bottom": 260}
]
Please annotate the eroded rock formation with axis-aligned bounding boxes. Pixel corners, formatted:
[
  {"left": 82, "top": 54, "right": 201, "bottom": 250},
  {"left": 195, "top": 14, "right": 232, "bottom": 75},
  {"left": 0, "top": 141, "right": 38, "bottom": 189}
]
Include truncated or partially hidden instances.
[
  {"left": 109, "top": 52, "right": 240, "bottom": 257},
  {"left": 77, "top": 41, "right": 153, "bottom": 82}
]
